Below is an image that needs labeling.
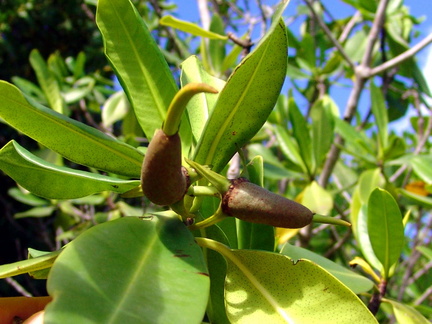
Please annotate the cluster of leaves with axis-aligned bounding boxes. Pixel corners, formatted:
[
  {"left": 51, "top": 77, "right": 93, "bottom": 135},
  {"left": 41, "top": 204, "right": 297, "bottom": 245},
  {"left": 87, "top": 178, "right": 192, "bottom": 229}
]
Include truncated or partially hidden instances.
[{"left": 0, "top": 0, "right": 431, "bottom": 323}]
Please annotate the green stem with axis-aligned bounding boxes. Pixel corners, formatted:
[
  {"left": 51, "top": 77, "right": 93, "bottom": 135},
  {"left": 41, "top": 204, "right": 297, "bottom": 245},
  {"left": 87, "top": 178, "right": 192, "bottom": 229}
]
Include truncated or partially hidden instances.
[
  {"left": 188, "top": 206, "right": 226, "bottom": 230},
  {"left": 163, "top": 83, "right": 218, "bottom": 136},
  {"left": 187, "top": 185, "right": 220, "bottom": 197},
  {"left": 312, "top": 214, "right": 351, "bottom": 227},
  {"left": 185, "top": 158, "right": 230, "bottom": 193}
]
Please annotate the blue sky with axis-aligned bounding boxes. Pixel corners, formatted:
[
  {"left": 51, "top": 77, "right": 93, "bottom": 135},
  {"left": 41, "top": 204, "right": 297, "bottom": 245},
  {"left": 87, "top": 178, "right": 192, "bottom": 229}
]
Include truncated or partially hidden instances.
[{"left": 171, "top": 1, "right": 432, "bottom": 132}]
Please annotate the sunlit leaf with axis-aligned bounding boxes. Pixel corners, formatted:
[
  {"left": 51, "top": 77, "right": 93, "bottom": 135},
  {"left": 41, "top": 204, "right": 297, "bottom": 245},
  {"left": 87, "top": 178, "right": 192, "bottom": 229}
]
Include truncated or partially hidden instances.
[
  {"left": 281, "top": 244, "right": 374, "bottom": 294},
  {"left": 0, "top": 141, "right": 140, "bottom": 199},
  {"left": 194, "top": 14, "right": 288, "bottom": 172},
  {"left": 382, "top": 299, "right": 430, "bottom": 324},
  {"left": 45, "top": 216, "right": 209, "bottom": 323},
  {"left": 367, "top": 188, "right": 404, "bottom": 278},
  {"left": 0, "top": 81, "right": 143, "bottom": 177},
  {"left": 160, "top": 15, "right": 228, "bottom": 40}
]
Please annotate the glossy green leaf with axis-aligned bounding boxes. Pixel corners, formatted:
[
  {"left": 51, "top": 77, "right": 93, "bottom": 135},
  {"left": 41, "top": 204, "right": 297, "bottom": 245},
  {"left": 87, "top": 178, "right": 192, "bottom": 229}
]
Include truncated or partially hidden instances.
[
  {"left": 382, "top": 299, "right": 430, "bottom": 324},
  {"left": 410, "top": 155, "right": 432, "bottom": 183},
  {"left": 370, "top": 81, "right": 388, "bottom": 153},
  {"left": 310, "top": 95, "right": 335, "bottom": 168},
  {"left": 96, "top": 0, "right": 178, "bottom": 140},
  {"left": 180, "top": 55, "right": 225, "bottom": 143},
  {"left": 0, "top": 141, "right": 140, "bottom": 199},
  {"left": 219, "top": 248, "right": 377, "bottom": 323},
  {"left": 195, "top": 226, "right": 231, "bottom": 324},
  {"left": 0, "top": 250, "right": 61, "bottom": 279},
  {"left": 45, "top": 216, "right": 209, "bottom": 324},
  {"left": 102, "top": 90, "right": 130, "bottom": 128},
  {"left": 281, "top": 244, "right": 374, "bottom": 294},
  {"left": 289, "top": 97, "right": 315, "bottom": 175},
  {"left": 237, "top": 156, "right": 275, "bottom": 251},
  {"left": 301, "top": 181, "right": 333, "bottom": 215},
  {"left": 160, "top": 15, "right": 228, "bottom": 40},
  {"left": 274, "top": 124, "right": 307, "bottom": 173},
  {"left": 367, "top": 188, "right": 404, "bottom": 278},
  {"left": 28, "top": 248, "right": 58, "bottom": 279},
  {"left": 247, "top": 144, "right": 303, "bottom": 180},
  {"left": 0, "top": 81, "right": 143, "bottom": 177},
  {"left": 7, "top": 188, "right": 48, "bottom": 207},
  {"left": 416, "top": 246, "right": 432, "bottom": 261},
  {"left": 399, "top": 188, "right": 432, "bottom": 208},
  {"left": 351, "top": 169, "right": 385, "bottom": 272},
  {"left": 29, "top": 49, "right": 66, "bottom": 114},
  {"left": 208, "top": 14, "right": 227, "bottom": 73},
  {"left": 15, "top": 206, "right": 55, "bottom": 218},
  {"left": 193, "top": 17, "right": 288, "bottom": 172}
]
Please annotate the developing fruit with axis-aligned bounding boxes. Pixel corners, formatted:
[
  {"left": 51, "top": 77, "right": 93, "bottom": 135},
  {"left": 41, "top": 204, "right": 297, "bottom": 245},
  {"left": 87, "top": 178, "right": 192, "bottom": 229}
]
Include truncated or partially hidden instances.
[
  {"left": 222, "top": 178, "right": 313, "bottom": 228},
  {"left": 141, "top": 129, "right": 188, "bottom": 205}
]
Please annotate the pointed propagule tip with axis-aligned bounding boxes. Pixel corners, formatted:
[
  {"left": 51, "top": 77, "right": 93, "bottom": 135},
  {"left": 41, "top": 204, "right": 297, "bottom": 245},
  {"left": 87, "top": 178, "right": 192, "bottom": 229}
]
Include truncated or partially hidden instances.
[{"left": 312, "top": 214, "right": 352, "bottom": 227}]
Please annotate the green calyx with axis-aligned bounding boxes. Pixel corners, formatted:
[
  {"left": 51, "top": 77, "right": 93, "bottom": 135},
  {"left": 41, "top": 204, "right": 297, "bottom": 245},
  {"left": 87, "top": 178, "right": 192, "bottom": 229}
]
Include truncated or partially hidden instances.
[{"left": 185, "top": 158, "right": 230, "bottom": 194}]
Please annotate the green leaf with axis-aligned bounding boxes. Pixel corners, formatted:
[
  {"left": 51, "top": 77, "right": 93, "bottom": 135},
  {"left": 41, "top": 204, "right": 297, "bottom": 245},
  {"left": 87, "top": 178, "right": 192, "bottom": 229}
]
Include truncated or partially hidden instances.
[
  {"left": 301, "top": 181, "right": 333, "bottom": 215},
  {"left": 15, "top": 206, "right": 56, "bottom": 219},
  {"left": 0, "top": 250, "right": 61, "bottom": 279},
  {"left": 96, "top": 0, "right": 178, "bottom": 140},
  {"left": 0, "top": 141, "right": 140, "bottom": 199},
  {"left": 180, "top": 55, "right": 225, "bottom": 143},
  {"left": 193, "top": 17, "right": 288, "bottom": 172},
  {"left": 7, "top": 188, "right": 48, "bottom": 207},
  {"left": 410, "top": 155, "right": 432, "bottom": 183},
  {"left": 310, "top": 95, "right": 335, "bottom": 168},
  {"left": 367, "top": 188, "right": 404, "bottom": 279},
  {"left": 370, "top": 81, "right": 389, "bottom": 154},
  {"left": 289, "top": 97, "right": 315, "bottom": 175},
  {"left": 382, "top": 299, "right": 430, "bottom": 324},
  {"left": 281, "top": 244, "right": 374, "bottom": 294},
  {"left": 160, "top": 15, "right": 228, "bottom": 40},
  {"left": 207, "top": 14, "right": 227, "bottom": 74},
  {"left": 0, "top": 81, "right": 143, "bottom": 177},
  {"left": 102, "top": 90, "right": 130, "bottom": 128},
  {"left": 416, "top": 246, "right": 432, "bottom": 261},
  {"left": 45, "top": 216, "right": 209, "bottom": 324},
  {"left": 274, "top": 124, "right": 308, "bottom": 173},
  {"left": 29, "top": 49, "right": 66, "bottom": 114},
  {"left": 200, "top": 241, "right": 378, "bottom": 324},
  {"left": 237, "top": 156, "right": 275, "bottom": 251}
]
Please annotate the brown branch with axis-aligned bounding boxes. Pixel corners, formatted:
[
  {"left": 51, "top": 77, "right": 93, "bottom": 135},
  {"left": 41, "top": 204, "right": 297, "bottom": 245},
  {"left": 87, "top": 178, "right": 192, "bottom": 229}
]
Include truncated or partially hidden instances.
[
  {"left": 370, "top": 32, "right": 432, "bottom": 77},
  {"left": 319, "top": 0, "right": 390, "bottom": 188},
  {"left": 368, "top": 279, "right": 388, "bottom": 315},
  {"left": 304, "top": 0, "right": 356, "bottom": 70}
]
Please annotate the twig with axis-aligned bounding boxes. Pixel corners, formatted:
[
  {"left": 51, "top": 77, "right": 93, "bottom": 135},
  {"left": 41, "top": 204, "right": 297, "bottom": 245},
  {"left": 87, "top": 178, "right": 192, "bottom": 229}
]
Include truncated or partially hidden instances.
[
  {"left": 370, "top": 32, "right": 432, "bottom": 77},
  {"left": 414, "top": 285, "right": 432, "bottom": 305},
  {"left": 339, "top": 11, "right": 361, "bottom": 43},
  {"left": 368, "top": 279, "right": 387, "bottom": 315},
  {"left": 4, "top": 278, "right": 32, "bottom": 297},
  {"left": 319, "top": 0, "right": 390, "bottom": 188},
  {"left": 304, "top": 0, "right": 356, "bottom": 70}
]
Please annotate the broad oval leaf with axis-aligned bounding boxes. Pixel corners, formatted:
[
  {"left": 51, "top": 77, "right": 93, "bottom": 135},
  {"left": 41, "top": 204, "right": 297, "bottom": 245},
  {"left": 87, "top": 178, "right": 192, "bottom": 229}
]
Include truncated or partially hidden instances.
[
  {"left": 0, "top": 141, "right": 140, "bottom": 199},
  {"left": 45, "top": 216, "right": 209, "bottom": 324},
  {"left": 223, "top": 249, "right": 377, "bottom": 323},
  {"left": 96, "top": 0, "right": 178, "bottom": 140},
  {"left": 281, "top": 244, "right": 374, "bottom": 294},
  {"left": 382, "top": 299, "right": 430, "bottom": 324},
  {"left": 193, "top": 18, "right": 288, "bottom": 172},
  {"left": 0, "top": 81, "right": 143, "bottom": 177},
  {"left": 367, "top": 188, "right": 404, "bottom": 279}
]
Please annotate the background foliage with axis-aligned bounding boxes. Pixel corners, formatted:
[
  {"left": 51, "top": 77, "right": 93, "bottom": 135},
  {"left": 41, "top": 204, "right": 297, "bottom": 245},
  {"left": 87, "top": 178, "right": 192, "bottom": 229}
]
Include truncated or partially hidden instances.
[{"left": 0, "top": 0, "right": 431, "bottom": 323}]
